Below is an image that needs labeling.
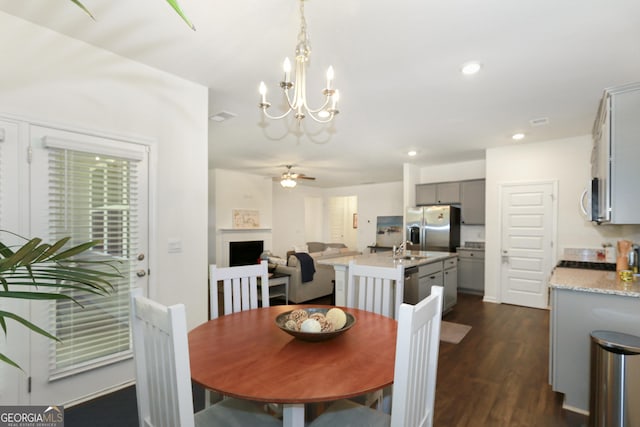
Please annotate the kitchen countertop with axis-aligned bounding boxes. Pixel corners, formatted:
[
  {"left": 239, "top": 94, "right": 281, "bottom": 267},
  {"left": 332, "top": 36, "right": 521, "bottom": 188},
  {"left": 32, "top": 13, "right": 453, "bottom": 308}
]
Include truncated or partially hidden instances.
[
  {"left": 549, "top": 267, "right": 640, "bottom": 297},
  {"left": 317, "top": 250, "right": 457, "bottom": 269}
]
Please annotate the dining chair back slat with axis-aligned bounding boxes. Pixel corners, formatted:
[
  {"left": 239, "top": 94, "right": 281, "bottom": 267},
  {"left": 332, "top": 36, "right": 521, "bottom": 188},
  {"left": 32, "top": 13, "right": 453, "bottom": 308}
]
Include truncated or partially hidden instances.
[
  {"left": 210, "top": 261, "right": 269, "bottom": 319},
  {"left": 131, "top": 288, "right": 196, "bottom": 427},
  {"left": 347, "top": 261, "right": 404, "bottom": 319},
  {"left": 391, "top": 286, "right": 443, "bottom": 427}
]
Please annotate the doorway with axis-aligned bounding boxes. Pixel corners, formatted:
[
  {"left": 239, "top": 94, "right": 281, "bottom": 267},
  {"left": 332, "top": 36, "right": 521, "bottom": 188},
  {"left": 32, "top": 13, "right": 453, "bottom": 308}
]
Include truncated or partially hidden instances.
[{"left": 328, "top": 196, "right": 357, "bottom": 249}]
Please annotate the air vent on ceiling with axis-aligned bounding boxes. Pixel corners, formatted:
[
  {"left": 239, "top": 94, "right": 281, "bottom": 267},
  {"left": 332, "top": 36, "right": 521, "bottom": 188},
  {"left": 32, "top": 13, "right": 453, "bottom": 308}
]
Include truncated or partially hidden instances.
[
  {"left": 529, "top": 117, "right": 549, "bottom": 127},
  {"left": 209, "top": 111, "right": 237, "bottom": 122}
]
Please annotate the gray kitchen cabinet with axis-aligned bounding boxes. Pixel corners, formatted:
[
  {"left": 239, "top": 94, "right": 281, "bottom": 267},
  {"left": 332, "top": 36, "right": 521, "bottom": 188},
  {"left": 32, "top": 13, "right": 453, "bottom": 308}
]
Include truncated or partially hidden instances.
[
  {"left": 591, "top": 82, "right": 640, "bottom": 224},
  {"left": 417, "top": 262, "right": 443, "bottom": 304},
  {"left": 460, "top": 179, "right": 485, "bottom": 224},
  {"left": 405, "top": 257, "right": 458, "bottom": 312},
  {"left": 550, "top": 287, "right": 640, "bottom": 412},
  {"left": 416, "top": 182, "right": 460, "bottom": 205},
  {"left": 416, "top": 183, "right": 437, "bottom": 205},
  {"left": 457, "top": 248, "right": 484, "bottom": 295},
  {"left": 443, "top": 257, "right": 458, "bottom": 312}
]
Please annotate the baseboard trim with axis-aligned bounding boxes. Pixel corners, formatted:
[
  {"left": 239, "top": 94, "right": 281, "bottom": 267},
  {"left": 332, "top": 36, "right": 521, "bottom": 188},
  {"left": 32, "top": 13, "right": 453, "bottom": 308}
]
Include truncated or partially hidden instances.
[{"left": 562, "top": 402, "right": 589, "bottom": 416}]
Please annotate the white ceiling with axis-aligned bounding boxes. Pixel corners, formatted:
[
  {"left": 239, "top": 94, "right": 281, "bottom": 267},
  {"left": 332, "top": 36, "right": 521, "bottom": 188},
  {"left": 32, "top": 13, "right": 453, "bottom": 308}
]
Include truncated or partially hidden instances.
[{"left": 2, "top": 0, "right": 639, "bottom": 187}]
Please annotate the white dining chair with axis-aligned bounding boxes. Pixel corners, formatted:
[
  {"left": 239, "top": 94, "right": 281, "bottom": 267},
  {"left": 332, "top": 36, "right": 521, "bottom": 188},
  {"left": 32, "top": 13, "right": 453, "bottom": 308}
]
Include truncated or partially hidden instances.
[
  {"left": 309, "top": 286, "right": 444, "bottom": 427},
  {"left": 207, "top": 261, "right": 272, "bottom": 408},
  {"left": 130, "top": 288, "right": 282, "bottom": 427},
  {"left": 209, "top": 260, "right": 270, "bottom": 319},
  {"left": 347, "top": 260, "right": 404, "bottom": 320},
  {"left": 346, "top": 261, "right": 405, "bottom": 410}
]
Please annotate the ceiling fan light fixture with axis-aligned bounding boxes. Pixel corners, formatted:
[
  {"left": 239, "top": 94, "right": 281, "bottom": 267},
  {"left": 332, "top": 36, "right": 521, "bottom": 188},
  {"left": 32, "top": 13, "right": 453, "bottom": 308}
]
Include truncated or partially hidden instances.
[{"left": 280, "top": 177, "right": 297, "bottom": 188}]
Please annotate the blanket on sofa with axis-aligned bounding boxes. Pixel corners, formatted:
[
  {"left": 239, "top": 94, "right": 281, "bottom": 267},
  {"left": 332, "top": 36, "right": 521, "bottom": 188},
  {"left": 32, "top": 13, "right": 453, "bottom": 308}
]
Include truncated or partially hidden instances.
[{"left": 293, "top": 252, "right": 316, "bottom": 283}]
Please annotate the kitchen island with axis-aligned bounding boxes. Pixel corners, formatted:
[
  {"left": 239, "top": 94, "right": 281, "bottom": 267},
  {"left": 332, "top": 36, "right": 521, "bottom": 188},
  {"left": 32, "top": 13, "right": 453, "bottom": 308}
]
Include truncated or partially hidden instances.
[
  {"left": 549, "top": 267, "right": 640, "bottom": 414},
  {"left": 318, "top": 250, "right": 458, "bottom": 310}
]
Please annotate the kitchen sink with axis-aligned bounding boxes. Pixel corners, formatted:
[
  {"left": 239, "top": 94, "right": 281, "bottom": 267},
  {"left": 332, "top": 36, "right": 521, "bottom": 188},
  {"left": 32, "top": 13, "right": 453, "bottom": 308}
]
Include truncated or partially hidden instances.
[{"left": 393, "top": 255, "right": 426, "bottom": 261}]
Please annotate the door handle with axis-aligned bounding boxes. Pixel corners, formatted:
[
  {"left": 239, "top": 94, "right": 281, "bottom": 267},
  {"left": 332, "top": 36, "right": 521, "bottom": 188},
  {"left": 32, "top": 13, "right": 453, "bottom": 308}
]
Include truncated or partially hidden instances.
[
  {"left": 579, "top": 188, "right": 589, "bottom": 217},
  {"left": 136, "top": 270, "right": 147, "bottom": 278}
]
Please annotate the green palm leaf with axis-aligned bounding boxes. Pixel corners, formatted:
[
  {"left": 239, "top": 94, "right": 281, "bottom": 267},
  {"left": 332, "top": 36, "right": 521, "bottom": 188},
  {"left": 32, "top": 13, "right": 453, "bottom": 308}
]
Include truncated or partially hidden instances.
[
  {"left": 68, "top": 0, "right": 195, "bottom": 30},
  {"left": 0, "top": 310, "right": 60, "bottom": 342},
  {"left": 165, "top": 0, "right": 195, "bottom": 30},
  {"left": 0, "top": 353, "right": 22, "bottom": 371},
  {"left": 1, "top": 233, "right": 122, "bottom": 370},
  {"left": 69, "top": 0, "right": 95, "bottom": 20}
]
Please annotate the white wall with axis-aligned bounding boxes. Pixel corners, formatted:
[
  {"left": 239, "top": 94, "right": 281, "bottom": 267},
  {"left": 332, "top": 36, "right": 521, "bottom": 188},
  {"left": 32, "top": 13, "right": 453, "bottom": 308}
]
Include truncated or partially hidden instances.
[
  {"left": 419, "top": 159, "right": 486, "bottom": 183},
  {"left": 0, "top": 12, "right": 209, "bottom": 329},
  {"left": 272, "top": 182, "right": 324, "bottom": 256},
  {"left": 485, "top": 135, "right": 640, "bottom": 302}
]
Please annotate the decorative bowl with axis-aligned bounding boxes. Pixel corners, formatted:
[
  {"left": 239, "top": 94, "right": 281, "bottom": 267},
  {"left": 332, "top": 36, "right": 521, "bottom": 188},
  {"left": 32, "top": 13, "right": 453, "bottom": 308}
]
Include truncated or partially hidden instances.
[{"left": 275, "top": 307, "right": 356, "bottom": 342}]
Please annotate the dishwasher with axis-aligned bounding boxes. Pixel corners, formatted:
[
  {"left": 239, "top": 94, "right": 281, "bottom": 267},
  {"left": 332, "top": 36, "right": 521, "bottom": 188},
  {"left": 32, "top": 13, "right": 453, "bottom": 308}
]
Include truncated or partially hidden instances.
[
  {"left": 403, "top": 266, "right": 419, "bottom": 304},
  {"left": 403, "top": 264, "right": 444, "bottom": 304}
]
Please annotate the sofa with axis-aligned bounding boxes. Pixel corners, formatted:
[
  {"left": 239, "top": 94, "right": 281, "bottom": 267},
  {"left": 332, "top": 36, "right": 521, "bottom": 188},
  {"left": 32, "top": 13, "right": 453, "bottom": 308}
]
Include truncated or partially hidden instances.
[{"left": 273, "top": 242, "right": 361, "bottom": 303}]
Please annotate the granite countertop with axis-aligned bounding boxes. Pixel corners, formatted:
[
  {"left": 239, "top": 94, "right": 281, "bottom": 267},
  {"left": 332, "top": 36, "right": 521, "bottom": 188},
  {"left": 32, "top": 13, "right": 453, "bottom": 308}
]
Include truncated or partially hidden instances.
[
  {"left": 317, "top": 250, "right": 457, "bottom": 268},
  {"left": 549, "top": 267, "right": 640, "bottom": 297}
]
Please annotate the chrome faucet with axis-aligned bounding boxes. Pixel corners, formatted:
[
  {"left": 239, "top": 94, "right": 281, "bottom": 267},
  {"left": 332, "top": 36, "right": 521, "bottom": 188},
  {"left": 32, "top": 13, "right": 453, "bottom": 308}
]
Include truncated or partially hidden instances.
[{"left": 394, "top": 241, "right": 411, "bottom": 257}]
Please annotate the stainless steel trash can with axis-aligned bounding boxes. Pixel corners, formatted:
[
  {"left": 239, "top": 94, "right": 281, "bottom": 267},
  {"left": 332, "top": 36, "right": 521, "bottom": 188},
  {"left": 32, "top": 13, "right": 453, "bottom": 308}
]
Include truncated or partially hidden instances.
[{"left": 589, "top": 330, "right": 640, "bottom": 427}]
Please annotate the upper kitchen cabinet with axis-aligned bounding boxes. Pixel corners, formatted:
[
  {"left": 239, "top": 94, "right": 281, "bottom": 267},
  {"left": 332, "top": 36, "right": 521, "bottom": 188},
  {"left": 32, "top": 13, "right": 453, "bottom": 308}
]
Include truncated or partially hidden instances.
[
  {"left": 460, "top": 179, "right": 485, "bottom": 225},
  {"left": 591, "top": 82, "right": 640, "bottom": 224},
  {"left": 416, "top": 182, "right": 460, "bottom": 205},
  {"left": 416, "top": 179, "right": 485, "bottom": 224}
]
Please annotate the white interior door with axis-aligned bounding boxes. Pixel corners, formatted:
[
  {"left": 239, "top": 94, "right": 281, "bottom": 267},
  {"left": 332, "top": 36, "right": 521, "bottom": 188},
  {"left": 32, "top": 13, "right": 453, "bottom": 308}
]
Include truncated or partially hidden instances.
[
  {"left": 500, "top": 181, "right": 556, "bottom": 308},
  {"left": 26, "top": 124, "right": 149, "bottom": 405},
  {"left": 0, "top": 118, "right": 31, "bottom": 404},
  {"left": 328, "top": 196, "right": 357, "bottom": 248}
]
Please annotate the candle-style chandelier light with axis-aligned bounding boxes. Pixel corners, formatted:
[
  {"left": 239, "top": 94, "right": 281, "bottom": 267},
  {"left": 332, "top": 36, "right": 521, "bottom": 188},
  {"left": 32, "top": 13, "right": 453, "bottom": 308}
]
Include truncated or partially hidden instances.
[{"left": 258, "top": 0, "right": 340, "bottom": 124}]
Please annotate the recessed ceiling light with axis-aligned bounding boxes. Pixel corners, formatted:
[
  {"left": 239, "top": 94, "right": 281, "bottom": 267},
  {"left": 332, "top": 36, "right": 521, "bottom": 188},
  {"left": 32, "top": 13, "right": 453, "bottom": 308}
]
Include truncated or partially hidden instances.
[
  {"left": 512, "top": 133, "right": 525, "bottom": 141},
  {"left": 461, "top": 61, "right": 482, "bottom": 75},
  {"left": 408, "top": 150, "right": 417, "bottom": 157}
]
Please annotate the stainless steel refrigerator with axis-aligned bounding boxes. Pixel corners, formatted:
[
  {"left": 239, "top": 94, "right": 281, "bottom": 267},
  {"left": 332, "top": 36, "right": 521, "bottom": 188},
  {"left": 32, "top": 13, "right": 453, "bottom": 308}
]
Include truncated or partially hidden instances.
[{"left": 406, "top": 205, "right": 461, "bottom": 252}]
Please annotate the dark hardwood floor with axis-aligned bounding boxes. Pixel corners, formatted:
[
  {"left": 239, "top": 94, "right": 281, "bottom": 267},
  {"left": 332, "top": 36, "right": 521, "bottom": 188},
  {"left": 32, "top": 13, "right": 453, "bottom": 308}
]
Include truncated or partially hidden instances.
[
  {"left": 436, "top": 293, "right": 588, "bottom": 427},
  {"left": 65, "top": 293, "right": 588, "bottom": 426}
]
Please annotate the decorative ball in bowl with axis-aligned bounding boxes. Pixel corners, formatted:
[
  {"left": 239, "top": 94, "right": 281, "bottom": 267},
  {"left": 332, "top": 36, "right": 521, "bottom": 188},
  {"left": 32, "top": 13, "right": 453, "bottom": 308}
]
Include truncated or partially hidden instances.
[{"left": 275, "top": 307, "right": 356, "bottom": 342}]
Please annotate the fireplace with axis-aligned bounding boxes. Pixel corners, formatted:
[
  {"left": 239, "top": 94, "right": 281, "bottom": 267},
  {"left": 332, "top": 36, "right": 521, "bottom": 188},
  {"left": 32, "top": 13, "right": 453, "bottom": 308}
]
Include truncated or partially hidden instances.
[{"left": 229, "top": 240, "right": 264, "bottom": 267}]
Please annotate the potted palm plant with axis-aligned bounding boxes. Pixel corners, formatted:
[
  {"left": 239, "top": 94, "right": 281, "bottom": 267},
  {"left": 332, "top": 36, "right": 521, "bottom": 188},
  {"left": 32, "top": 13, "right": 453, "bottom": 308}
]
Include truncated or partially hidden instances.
[{"left": 0, "top": 232, "right": 121, "bottom": 370}]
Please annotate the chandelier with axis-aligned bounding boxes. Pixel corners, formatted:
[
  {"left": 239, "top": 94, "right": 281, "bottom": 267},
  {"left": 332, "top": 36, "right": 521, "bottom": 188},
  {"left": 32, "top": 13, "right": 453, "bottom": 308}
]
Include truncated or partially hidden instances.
[{"left": 259, "top": 0, "right": 340, "bottom": 124}]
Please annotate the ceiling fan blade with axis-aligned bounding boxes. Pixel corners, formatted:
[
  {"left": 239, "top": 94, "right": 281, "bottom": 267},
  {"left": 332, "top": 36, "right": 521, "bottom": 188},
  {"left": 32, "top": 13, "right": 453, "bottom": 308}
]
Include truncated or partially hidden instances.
[{"left": 297, "top": 175, "right": 316, "bottom": 180}]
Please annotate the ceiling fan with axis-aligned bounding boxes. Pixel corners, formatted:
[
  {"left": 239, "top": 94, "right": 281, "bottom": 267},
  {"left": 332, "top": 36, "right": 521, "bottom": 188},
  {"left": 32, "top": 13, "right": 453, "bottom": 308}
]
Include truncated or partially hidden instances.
[{"left": 274, "top": 165, "right": 316, "bottom": 188}]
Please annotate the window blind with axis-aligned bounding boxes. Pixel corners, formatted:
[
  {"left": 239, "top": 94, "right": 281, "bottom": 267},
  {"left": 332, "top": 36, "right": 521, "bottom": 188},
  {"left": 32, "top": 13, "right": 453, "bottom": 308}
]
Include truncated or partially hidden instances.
[{"left": 47, "top": 147, "right": 140, "bottom": 378}]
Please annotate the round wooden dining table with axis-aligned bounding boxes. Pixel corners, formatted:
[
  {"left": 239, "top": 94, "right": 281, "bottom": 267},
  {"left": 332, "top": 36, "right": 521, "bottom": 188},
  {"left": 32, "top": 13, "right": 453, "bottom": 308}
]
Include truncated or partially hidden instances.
[{"left": 188, "top": 305, "right": 397, "bottom": 427}]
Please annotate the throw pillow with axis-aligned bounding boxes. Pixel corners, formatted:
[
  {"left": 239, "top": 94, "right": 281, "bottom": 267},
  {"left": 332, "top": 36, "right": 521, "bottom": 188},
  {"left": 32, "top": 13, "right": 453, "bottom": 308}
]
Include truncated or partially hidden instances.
[{"left": 292, "top": 244, "right": 309, "bottom": 253}]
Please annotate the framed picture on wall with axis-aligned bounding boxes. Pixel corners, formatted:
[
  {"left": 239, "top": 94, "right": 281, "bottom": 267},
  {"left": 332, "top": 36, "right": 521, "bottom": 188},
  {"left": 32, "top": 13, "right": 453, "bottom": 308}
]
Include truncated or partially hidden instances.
[{"left": 233, "top": 209, "right": 260, "bottom": 228}]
